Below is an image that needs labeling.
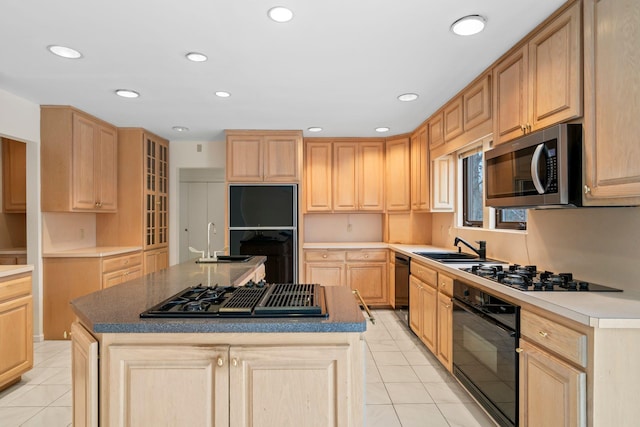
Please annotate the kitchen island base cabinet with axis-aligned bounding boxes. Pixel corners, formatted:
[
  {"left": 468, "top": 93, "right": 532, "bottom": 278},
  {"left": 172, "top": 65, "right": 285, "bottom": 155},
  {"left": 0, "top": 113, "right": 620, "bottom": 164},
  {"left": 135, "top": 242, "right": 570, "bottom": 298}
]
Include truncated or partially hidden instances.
[{"left": 75, "top": 324, "right": 364, "bottom": 427}]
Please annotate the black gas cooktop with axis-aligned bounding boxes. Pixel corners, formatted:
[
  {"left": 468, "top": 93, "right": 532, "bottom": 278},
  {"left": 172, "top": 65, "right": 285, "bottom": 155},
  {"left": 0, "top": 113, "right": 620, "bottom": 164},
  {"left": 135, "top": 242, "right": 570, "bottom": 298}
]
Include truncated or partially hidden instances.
[
  {"left": 461, "top": 264, "right": 623, "bottom": 292},
  {"left": 140, "top": 282, "right": 328, "bottom": 318}
]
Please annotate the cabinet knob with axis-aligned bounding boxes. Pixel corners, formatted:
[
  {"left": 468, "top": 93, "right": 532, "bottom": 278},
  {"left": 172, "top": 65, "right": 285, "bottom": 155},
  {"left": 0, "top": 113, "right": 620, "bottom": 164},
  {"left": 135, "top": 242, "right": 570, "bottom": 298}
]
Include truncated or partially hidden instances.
[
  {"left": 526, "top": 123, "right": 532, "bottom": 132},
  {"left": 584, "top": 185, "right": 591, "bottom": 194},
  {"left": 232, "top": 358, "right": 238, "bottom": 367},
  {"left": 445, "top": 304, "right": 451, "bottom": 309},
  {"left": 520, "top": 125, "right": 527, "bottom": 133},
  {"left": 515, "top": 347, "right": 524, "bottom": 353},
  {"left": 538, "top": 331, "right": 548, "bottom": 338},
  {"left": 217, "top": 357, "right": 224, "bottom": 367},
  {"left": 364, "top": 254, "right": 369, "bottom": 259},
  {"left": 322, "top": 254, "right": 327, "bottom": 258}
]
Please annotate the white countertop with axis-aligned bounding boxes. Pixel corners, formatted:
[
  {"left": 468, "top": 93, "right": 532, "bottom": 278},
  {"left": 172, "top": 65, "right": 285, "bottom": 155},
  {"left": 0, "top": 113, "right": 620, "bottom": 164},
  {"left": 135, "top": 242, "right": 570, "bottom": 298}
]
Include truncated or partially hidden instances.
[
  {"left": 0, "top": 264, "right": 33, "bottom": 278},
  {"left": 304, "top": 241, "right": 640, "bottom": 329},
  {"left": 43, "top": 246, "right": 142, "bottom": 258}
]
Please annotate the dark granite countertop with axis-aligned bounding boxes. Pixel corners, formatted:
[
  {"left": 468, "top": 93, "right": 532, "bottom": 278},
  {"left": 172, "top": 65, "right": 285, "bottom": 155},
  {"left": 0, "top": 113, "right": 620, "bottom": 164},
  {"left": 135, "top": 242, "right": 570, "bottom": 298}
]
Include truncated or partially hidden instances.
[{"left": 71, "top": 256, "right": 366, "bottom": 334}]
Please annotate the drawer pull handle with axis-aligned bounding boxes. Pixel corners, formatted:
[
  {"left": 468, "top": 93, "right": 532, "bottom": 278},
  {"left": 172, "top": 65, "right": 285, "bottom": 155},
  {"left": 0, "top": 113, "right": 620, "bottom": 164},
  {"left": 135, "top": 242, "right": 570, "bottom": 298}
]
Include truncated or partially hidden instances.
[
  {"left": 538, "top": 331, "right": 548, "bottom": 338},
  {"left": 232, "top": 358, "right": 238, "bottom": 367},
  {"left": 217, "top": 357, "right": 224, "bottom": 367},
  {"left": 515, "top": 347, "right": 524, "bottom": 353}
]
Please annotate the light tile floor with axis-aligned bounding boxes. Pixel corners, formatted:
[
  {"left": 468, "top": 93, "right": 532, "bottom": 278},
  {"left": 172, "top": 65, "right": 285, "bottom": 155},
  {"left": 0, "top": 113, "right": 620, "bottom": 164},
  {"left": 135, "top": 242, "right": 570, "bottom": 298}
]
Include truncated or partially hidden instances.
[{"left": 0, "top": 309, "right": 496, "bottom": 426}]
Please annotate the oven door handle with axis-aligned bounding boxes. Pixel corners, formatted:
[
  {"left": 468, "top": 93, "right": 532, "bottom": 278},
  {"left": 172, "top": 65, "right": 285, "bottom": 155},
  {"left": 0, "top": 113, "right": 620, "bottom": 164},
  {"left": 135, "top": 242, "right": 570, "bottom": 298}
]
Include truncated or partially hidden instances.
[
  {"left": 453, "top": 298, "right": 516, "bottom": 336},
  {"left": 531, "top": 143, "right": 547, "bottom": 194}
]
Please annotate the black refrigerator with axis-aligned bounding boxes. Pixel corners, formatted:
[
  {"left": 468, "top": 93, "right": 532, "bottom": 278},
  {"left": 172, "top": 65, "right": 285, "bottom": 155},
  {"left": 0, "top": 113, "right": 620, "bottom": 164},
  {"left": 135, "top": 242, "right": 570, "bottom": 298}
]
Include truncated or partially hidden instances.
[{"left": 228, "top": 184, "right": 297, "bottom": 283}]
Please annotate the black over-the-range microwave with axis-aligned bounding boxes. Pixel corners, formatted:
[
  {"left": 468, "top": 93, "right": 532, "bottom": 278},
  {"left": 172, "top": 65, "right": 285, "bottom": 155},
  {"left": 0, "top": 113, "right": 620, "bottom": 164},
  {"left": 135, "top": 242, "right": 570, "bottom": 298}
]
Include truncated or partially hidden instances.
[{"left": 485, "top": 123, "right": 582, "bottom": 208}]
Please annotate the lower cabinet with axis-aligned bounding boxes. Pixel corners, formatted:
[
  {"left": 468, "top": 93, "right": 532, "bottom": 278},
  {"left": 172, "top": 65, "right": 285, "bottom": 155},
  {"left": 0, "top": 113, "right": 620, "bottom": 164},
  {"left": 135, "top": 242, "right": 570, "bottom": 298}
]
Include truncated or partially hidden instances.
[
  {"left": 409, "top": 262, "right": 438, "bottom": 354},
  {"left": 304, "top": 248, "right": 388, "bottom": 305},
  {"left": 143, "top": 247, "right": 168, "bottom": 275},
  {"left": 0, "top": 273, "right": 33, "bottom": 391},
  {"left": 72, "top": 322, "right": 364, "bottom": 427},
  {"left": 436, "top": 273, "right": 453, "bottom": 371}
]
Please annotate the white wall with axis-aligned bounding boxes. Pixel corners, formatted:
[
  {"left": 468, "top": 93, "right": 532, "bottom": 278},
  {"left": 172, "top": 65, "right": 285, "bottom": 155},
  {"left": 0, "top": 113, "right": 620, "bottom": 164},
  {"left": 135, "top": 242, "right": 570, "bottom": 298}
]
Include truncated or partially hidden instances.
[
  {"left": 304, "top": 213, "right": 384, "bottom": 242},
  {"left": 432, "top": 207, "right": 640, "bottom": 292},
  {"left": 168, "top": 140, "right": 226, "bottom": 265},
  {"left": 0, "top": 88, "right": 43, "bottom": 339}
]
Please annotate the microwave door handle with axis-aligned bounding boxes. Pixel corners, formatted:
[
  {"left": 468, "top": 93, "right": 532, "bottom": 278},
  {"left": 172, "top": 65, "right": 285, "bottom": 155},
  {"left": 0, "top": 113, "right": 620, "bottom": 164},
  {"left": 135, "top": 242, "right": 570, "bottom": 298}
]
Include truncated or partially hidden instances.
[{"left": 530, "top": 143, "right": 546, "bottom": 194}]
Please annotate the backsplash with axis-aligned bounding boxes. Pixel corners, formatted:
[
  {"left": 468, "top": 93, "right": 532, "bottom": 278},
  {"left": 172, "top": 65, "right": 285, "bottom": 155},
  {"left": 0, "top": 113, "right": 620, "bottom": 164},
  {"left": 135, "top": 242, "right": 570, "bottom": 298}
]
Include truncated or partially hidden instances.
[
  {"left": 304, "top": 213, "right": 383, "bottom": 242},
  {"left": 42, "top": 212, "right": 96, "bottom": 252},
  {"left": 432, "top": 207, "right": 640, "bottom": 292}
]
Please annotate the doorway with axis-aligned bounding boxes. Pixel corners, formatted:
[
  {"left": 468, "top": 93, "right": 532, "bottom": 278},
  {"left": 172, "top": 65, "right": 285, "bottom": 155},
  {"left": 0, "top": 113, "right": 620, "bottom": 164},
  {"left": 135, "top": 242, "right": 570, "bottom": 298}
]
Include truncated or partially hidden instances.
[{"left": 178, "top": 168, "right": 226, "bottom": 263}]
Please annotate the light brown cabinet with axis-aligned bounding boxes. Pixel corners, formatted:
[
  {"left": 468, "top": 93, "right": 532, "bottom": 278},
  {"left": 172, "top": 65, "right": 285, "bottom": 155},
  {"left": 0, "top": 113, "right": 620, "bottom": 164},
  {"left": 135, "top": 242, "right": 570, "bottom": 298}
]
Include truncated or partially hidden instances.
[
  {"left": 41, "top": 106, "right": 117, "bottom": 212},
  {"left": 97, "top": 129, "right": 169, "bottom": 274},
  {"left": 0, "top": 273, "right": 33, "bottom": 391},
  {"left": 428, "top": 112, "right": 445, "bottom": 149},
  {"left": 493, "top": 2, "right": 582, "bottom": 145},
  {"left": 1, "top": 138, "right": 26, "bottom": 213},
  {"left": 226, "top": 130, "right": 302, "bottom": 182},
  {"left": 409, "top": 262, "right": 438, "bottom": 353},
  {"left": 333, "top": 140, "right": 385, "bottom": 211},
  {"left": 304, "top": 140, "right": 333, "bottom": 211},
  {"left": 444, "top": 98, "right": 464, "bottom": 142},
  {"left": 583, "top": 0, "right": 640, "bottom": 205},
  {"left": 73, "top": 322, "right": 364, "bottom": 426},
  {"left": 43, "top": 251, "right": 142, "bottom": 339},
  {"left": 436, "top": 273, "right": 453, "bottom": 371},
  {"left": 410, "top": 126, "right": 430, "bottom": 211},
  {"left": 385, "top": 136, "right": 411, "bottom": 211},
  {"left": 431, "top": 155, "right": 455, "bottom": 212}
]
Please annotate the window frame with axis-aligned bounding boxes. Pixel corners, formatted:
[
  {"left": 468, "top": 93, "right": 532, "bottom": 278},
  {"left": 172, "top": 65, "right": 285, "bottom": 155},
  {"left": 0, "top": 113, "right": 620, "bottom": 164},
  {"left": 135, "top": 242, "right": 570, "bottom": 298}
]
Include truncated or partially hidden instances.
[
  {"left": 461, "top": 150, "right": 483, "bottom": 228},
  {"left": 495, "top": 208, "right": 527, "bottom": 230}
]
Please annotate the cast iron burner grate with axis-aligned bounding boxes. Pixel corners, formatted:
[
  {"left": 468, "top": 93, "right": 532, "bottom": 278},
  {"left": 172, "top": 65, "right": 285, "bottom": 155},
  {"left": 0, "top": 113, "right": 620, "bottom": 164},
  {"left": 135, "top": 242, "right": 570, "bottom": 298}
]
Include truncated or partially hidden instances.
[
  {"left": 255, "top": 283, "right": 323, "bottom": 315},
  {"left": 219, "top": 287, "right": 267, "bottom": 315}
]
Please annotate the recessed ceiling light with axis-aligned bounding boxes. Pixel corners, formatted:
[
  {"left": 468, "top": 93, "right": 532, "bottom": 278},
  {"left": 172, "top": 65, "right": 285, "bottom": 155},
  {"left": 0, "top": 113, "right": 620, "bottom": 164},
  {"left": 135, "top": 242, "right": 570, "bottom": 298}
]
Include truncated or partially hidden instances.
[
  {"left": 268, "top": 6, "right": 294, "bottom": 23},
  {"left": 115, "top": 89, "right": 140, "bottom": 98},
  {"left": 215, "top": 91, "right": 231, "bottom": 98},
  {"left": 47, "top": 45, "right": 83, "bottom": 59},
  {"left": 451, "top": 15, "right": 486, "bottom": 36},
  {"left": 172, "top": 126, "right": 190, "bottom": 132},
  {"left": 186, "top": 52, "right": 208, "bottom": 62},
  {"left": 375, "top": 127, "right": 390, "bottom": 133},
  {"left": 397, "top": 93, "right": 419, "bottom": 102},
  {"left": 307, "top": 127, "right": 323, "bottom": 132}
]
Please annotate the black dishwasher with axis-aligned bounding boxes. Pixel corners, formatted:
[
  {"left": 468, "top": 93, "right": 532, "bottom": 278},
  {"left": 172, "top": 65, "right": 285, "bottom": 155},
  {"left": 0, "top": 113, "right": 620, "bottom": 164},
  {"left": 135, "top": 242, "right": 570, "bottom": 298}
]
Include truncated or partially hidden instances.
[{"left": 394, "top": 253, "right": 410, "bottom": 309}]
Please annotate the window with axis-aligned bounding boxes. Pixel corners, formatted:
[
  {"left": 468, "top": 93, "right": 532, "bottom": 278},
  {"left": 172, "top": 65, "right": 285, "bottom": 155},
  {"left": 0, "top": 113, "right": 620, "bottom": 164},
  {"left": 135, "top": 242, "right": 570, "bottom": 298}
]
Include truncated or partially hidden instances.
[
  {"left": 461, "top": 151, "right": 483, "bottom": 227},
  {"left": 496, "top": 208, "right": 528, "bottom": 230}
]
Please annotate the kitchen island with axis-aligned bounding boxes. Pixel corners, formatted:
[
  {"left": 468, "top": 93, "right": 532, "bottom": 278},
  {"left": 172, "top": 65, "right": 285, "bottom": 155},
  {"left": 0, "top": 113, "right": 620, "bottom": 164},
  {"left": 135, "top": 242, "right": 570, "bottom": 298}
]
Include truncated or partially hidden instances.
[{"left": 70, "top": 257, "right": 366, "bottom": 427}]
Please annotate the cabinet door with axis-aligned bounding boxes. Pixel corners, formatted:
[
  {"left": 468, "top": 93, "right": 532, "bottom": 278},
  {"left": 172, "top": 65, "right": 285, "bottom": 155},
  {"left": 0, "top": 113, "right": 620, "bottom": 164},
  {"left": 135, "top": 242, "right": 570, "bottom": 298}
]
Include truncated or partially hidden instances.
[
  {"left": 305, "top": 141, "right": 333, "bottom": 212},
  {"left": 96, "top": 125, "right": 117, "bottom": 211},
  {"left": 263, "top": 134, "right": 299, "bottom": 182},
  {"left": 72, "top": 113, "right": 99, "bottom": 210},
  {"left": 144, "top": 247, "right": 169, "bottom": 275},
  {"left": 1, "top": 138, "right": 26, "bottom": 213},
  {"left": 519, "top": 339, "right": 586, "bottom": 427},
  {"left": 408, "top": 276, "right": 422, "bottom": 335},
  {"left": 346, "top": 262, "right": 387, "bottom": 305},
  {"left": 431, "top": 155, "right": 455, "bottom": 211},
  {"left": 71, "top": 322, "right": 98, "bottom": 427},
  {"left": 0, "top": 294, "right": 32, "bottom": 389},
  {"left": 358, "top": 141, "right": 385, "bottom": 211},
  {"left": 529, "top": 2, "right": 582, "bottom": 132},
  {"left": 493, "top": 46, "right": 529, "bottom": 145},
  {"left": 444, "top": 97, "right": 464, "bottom": 142},
  {"left": 144, "top": 136, "right": 169, "bottom": 250},
  {"left": 420, "top": 283, "right": 437, "bottom": 354},
  {"left": 463, "top": 74, "right": 492, "bottom": 132},
  {"left": 436, "top": 292, "right": 452, "bottom": 372},
  {"left": 227, "top": 135, "right": 263, "bottom": 181},
  {"left": 333, "top": 142, "right": 358, "bottom": 211},
  {"left": 305, "top": 263, "right": 345, "bottom": 286},
  {"left": 411, "top": 127, "right": 430, "bottom": 211},
  {"left": 428, "top": 112, "right": 445, "bottom": 149},
  {"left": 106, "top": 344, "right": 229, "bottom": 427},
  {"left": 583, "top": 0, "right": 640, "bottom": 205},
  {"left": 385, "top": 137, "right": 411, "bottom": 211},
  {"left": 229, "top": 345, "right": 352, "bottom": 427}
]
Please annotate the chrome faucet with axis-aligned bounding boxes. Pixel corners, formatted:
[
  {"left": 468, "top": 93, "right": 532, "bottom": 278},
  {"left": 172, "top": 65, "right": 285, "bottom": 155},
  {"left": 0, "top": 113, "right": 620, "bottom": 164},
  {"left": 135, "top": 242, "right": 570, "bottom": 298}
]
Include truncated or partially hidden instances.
[
  {"left": 454, "top": 237, "right": 487, "bottom": 260},
  {"left": 207, "top": 222, "right": 215, "bottom": 259}
]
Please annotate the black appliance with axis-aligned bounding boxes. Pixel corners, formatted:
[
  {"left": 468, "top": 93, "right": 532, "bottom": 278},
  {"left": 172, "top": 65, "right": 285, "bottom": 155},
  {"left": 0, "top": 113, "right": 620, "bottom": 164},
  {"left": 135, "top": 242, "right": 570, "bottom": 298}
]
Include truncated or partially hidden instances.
[
  {"left": 461, "top": 264, "right": 623, "bottom": 292},
  {"left": 485, "top": 123, "right": 582, "bottom": 208},
  {"left": 394, "top": 253, "right": 410, "bottom": 325},
  {"left": 228, "top": 184, "right": 297, "bottom": 283},
  {"left": 140, "top": 282, "right": 327, "bottom": 318},
  {"left": 453, "top": 279, "right": 520, "bottom": 427}
]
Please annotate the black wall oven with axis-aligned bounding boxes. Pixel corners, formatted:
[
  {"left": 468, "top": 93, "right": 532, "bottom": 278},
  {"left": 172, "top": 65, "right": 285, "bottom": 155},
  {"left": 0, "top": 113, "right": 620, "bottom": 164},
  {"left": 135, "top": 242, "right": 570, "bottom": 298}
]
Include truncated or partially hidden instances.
[{"left": 453, "top": 280, "right": 520, "bottom": 427}]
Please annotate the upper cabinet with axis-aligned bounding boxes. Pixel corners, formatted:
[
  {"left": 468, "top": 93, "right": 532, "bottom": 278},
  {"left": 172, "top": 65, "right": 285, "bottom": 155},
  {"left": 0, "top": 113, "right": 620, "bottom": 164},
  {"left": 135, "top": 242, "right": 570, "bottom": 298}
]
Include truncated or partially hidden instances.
[
  {"left": 226, "top": 130, "right": 302, "bottom": 182},
  {"left": 41, "top": 106, "right": 117, "bottom": 212},
  {"left": 582, "top": 0, "right": 640, "bottom": 205},
  {"left": 334, "top": 140, "right": 385, "bottom": 211},
  {"left": 1, "top": 138, "right": 27, "bottom": 213},
  {"left": 428, "top": 112, "right": 445, "bottom": 150},
  {"left": 304, "top": 140, "right": 333, "bottom": 212},
  {"left": 385, "top": 136, "right": 411, "bottom": 211},
  {"left": 493, "top": 2, "right": 582, "bottom": 145},
  {"left": 410, "top": 126, "right": 430, "bottom": 211},
  {"left": 431, "top": 155, "right": 455, "bottom": 212}
]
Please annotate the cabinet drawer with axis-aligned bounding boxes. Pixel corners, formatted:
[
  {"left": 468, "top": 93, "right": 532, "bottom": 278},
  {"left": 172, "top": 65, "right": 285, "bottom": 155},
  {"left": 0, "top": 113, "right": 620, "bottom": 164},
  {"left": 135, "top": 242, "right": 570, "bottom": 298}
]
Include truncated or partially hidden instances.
[
  {"left": 0, "top": 275, "right": 31, "bottom": 303},
  {"left": 346, "top": 250, "right": 387, "bottom": 262},
  {"left": 411, "top": 262, "right": 437, "bottom": 286},
  {"left": 304, "top": 250, "right": 346, "bottom": 262},
  {"left": 521, "top": 310, "right": 587, "bottom": 368},
  {"left": 438, "top": 273, "right": 453, "bottom": 297},
  {"left": 102, "top": 253, "right": 142, "bottom": 274}
]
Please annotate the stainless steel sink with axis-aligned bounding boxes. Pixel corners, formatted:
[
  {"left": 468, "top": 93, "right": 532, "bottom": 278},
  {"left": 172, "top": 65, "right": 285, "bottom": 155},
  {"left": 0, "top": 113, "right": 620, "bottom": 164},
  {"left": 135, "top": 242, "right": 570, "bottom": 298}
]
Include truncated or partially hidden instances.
[{"left": 413, "top": 251, "right": 500, "bottom": 263}]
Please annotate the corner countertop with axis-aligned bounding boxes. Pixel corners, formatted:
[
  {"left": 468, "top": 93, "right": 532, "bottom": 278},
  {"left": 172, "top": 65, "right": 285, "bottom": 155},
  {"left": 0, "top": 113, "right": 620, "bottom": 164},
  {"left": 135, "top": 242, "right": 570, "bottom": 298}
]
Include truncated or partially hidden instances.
[
  {"left": 43, "top": 246, "right": 143, "bottom": 258},
  {"left": 71, "top": 256, "right": 366, "bottom": 334},
  {"left": 0, "top": 264, "right": 33, "bottom": 278},
  {"left": 0, "top": 248, "right": 26, "bottom": 255}
]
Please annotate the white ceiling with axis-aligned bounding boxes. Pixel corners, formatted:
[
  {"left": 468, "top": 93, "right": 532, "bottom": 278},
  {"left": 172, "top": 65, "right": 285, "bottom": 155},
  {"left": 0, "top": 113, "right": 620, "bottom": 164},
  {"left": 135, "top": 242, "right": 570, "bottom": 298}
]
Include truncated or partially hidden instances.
[{"left": 0, "top": 0, "right": 566, "bottom": 142}]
